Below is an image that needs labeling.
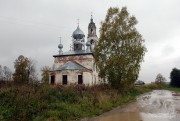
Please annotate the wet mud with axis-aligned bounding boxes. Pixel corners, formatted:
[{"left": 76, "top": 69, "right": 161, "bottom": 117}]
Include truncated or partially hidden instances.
[{"left": 85, "top": 90, "right": 180, "bottom": 121}]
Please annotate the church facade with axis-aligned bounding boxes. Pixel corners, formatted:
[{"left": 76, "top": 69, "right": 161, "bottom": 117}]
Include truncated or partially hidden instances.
[{"left": 49, "top": 16, "right": 100, "bottom": 86}]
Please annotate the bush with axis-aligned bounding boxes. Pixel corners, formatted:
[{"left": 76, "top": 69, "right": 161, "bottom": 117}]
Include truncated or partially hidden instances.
[
  {"left": 170, "top": 68, "right": 180, "bottom": 87},
  {"left": 0, "top": 83, "right": 150, "bottom": 121}
]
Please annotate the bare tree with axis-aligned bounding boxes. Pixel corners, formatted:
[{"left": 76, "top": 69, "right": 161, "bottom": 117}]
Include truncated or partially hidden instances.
[
  {"left": 155, "top": 73, "right": 166, "bottom": 84},
  {"left": 0, "top": 65, "right": 12, "bottom": 81},
  {"left": 3, "top": 66, "right": 12, "bottom": 81},
  {"left": 0, "top": 65, "right": 4, "bottom": 81},
  {"left": 28, "top": 58, "right": 38, "bottom": 84},
  {"left": 41, "top": 66, "right": 51, "bottom": 84}
]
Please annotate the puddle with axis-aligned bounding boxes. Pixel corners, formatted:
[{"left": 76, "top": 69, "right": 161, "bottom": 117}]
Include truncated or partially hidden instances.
[
  {"left": 85, "top": 90, "right": 180, "bottom": 121},
  {"left": 90, "top": 112, "right": 141, "bottom": 121}
]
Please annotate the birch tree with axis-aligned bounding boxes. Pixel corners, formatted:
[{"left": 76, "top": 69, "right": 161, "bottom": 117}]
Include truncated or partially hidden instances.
[{"left": 94, "top": 7, "right": 146, "bottom": 90}]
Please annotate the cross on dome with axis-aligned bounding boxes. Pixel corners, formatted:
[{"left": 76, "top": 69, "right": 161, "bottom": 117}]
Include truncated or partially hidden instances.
[
  {"left": 58, "top": 36, "right": 63, "bottom": 49},
  {"left": 77, "top": 19, "right": 79, "bottom": 26}
]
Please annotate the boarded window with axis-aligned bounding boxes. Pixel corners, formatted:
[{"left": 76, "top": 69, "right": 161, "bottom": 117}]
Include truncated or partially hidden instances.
[
  {"left": 78, "top": 75, "right": 83, "bottom": 84},
  {"left": 51, "top": 75, "right": 55, "bottom": 84},
  {"left": 62, "top": 75, "right": 67, "bottom": 85}
]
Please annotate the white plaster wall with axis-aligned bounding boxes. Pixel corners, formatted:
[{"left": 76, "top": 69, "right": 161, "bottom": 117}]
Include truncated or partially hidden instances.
[
  {"left": 55, "top": 71, "right": 61, "bottom": 84},
  {"left": 83, "top": 72, "right": 93, "bottom": 85},
  {"left": 54, "top": 70, "right": 86, "bottom": 85},
  {"left": 64, "top": 70, "right": 76, "bottom": 84},
  {"left": 51, "top": 54, "right": 102, "bottom": 86},
  {"left": 52, "top": 70, "right": 93, "bottom": 86}
]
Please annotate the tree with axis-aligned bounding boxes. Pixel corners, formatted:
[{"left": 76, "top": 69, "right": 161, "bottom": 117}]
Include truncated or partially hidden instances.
[
  {"left": 3, "top": 66, "right": 12, "bottom": 81},
  {"left": 0, "top": 65, "right": 12, "bottom": 81},
  {"left": 27, "top": 58, "right": 38, "bottom": 84},
  {"left": 41, "top": 66, "right": 51, "bottom": 84},
  {"left": 0, "top": 65, "right": 5, "bottom": 81},
  {"left": 155, "top": 73, "right": 166, "bottom": 84},
  {"left": 170, "top": 68, "right": 180, "bottom": 87},
  {"left": 94, "top": 7, "right": 146, "bottom": 90},
  {"left": 13, "top": 55, "right": 37, "bottom": 83}
]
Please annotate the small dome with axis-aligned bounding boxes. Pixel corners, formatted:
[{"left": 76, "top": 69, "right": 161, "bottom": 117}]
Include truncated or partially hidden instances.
[
  {"left": 72, "top": 26, "right": 85, "bottom": 39},
  {"left": 86, "top": 41, "right": 91, "bottom": 46},
  {"left": 58, "top": 43, "right": 63, "bottom": 49}
]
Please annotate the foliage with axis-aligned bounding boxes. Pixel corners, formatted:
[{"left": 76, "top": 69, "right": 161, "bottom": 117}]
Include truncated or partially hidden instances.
[
  {"left": 94, "top": 7, "right": 146, "bottom": 90},
  {"left": 13, "top": 55, "right": 37, "bottom": 83},
  {"left": 170, "top": 68, "right": 180, "bottom": 87},
  {"left": 155, "top": 73, "right": 167, "bottom": 84},
  {"left": 0, "top": 83, "right": 148, "bottom": 121},
  {"left": 0, "top": 83, "right": 179, "bottom": 121},
  {"left": 41, "top": 66, "right": 51, "bottom": 84},
  {"left": 166, "top": 86, "right": 180, "bottom": 92},
  {"left": 142, "top": 83, "right": 168, "bottom": 90}
]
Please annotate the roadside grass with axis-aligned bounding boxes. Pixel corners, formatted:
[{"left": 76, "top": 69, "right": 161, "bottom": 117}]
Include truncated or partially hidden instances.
[
  {"left": 165, "top": 86, "right": 180, "bottom": 92},
  {"left": 0, "top": 82, "right": 176, "bottom": 121},
  {"left": 142, "top": 83, "right": 180, "bottom": 92}
]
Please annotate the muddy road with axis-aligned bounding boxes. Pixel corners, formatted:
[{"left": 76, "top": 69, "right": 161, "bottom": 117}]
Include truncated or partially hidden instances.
[{"left": 85, "top": 90, "right": 180, "bottom": 121}]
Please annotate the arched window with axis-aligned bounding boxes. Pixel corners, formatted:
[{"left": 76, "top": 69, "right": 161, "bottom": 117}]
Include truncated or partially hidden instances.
[
  {"left": 90, "top": 39, "right": 94, "bottom": 44},
  {"left": 91, "top": 29, "right": 93, "bottom": 34}
]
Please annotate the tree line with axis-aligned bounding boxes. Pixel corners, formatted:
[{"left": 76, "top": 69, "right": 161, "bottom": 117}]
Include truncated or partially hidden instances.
[{"left": 0, "top": 55, "right": 50, "bottom": 84}]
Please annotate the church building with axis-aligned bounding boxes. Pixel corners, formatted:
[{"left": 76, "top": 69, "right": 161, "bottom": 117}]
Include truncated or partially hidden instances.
[{"left": 49, "top": 16, "right": 100, "bottom": 86}]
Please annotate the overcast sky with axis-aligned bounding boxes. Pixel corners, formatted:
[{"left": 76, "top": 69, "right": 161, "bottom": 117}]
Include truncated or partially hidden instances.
[{"left": 0, "top": 0, "right": 180, "bottom": 83}]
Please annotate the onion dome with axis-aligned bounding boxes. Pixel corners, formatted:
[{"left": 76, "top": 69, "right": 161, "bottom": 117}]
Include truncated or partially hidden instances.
[
  {"left": 72, "top": 26, "right": 85, "bottom": 39},
  {"left": 58, "top": 43, "right": 63, "bottom": 49}
]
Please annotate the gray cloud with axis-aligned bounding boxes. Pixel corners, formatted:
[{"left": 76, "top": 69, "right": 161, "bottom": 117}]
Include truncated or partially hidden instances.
[
  {"left": 0, "top": 0, "right": 180, "bottom": 82},
  {"left": 162, "top": 45, "right": 175, "bottom": 56}
]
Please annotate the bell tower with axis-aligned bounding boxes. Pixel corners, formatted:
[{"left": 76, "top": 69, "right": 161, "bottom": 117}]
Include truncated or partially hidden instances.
[
  {"left": 88, "top": 13, "right": 97, "bottom": 38},
  {"left": 87, "top": 13, "right": 98, "bottom": 52}
]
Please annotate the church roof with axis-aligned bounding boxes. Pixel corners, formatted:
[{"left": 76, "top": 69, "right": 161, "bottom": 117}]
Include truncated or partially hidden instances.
[
  {"left": 53, "top": 50, "right": 93, "bottom": 57},
  {"left": 55, "top": 61, "right": 91, "bottom": 71}
]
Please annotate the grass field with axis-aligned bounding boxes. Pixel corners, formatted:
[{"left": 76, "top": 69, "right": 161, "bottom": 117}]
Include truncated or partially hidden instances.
[{"left": 0, "top": 82, "right": 176, "bottom": 121}]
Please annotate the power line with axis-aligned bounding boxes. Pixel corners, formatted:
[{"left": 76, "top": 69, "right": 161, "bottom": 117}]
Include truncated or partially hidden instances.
[{"left": 0, "top": 15, "right": 72, "bottom": 30}]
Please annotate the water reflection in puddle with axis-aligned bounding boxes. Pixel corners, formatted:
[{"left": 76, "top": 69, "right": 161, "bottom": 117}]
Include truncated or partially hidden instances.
[{"left": 87, "top": 90, "right": 180, "bottom": 121}]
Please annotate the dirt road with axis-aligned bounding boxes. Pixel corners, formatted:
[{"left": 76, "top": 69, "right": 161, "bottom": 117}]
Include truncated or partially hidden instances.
[{"left": 86, "top": 90, "right": 180, "bottom": 121}]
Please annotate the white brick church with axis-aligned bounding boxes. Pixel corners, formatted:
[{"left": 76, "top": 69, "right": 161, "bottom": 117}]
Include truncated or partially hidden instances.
[{"left": 49, "top": 15, "right": 100, "bottom": 86}]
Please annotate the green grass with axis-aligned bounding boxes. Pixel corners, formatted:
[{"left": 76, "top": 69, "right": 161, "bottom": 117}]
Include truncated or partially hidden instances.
[
  {"left": 0, "top": 82, "right": 177, "bottom": 121},
  {"left": 164, "top": 86, "right": 180, "bottom": 92}
]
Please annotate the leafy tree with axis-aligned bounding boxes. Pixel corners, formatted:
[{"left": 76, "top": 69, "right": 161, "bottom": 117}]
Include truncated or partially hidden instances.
[
  {"left": 155, "top": 73, "right": 166, "bottom": 84},
  {"left": 41, "top": 66, "right": 51, "bottom": 84},
  {"left": 94, "top": 7, "right": 146, "bottom": 90},
  {"left": 170, "top": 68, "right": 180, "bottom": 87},
  {"left": 13, "top": 55, "right": 37, "bottom": 83}
]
